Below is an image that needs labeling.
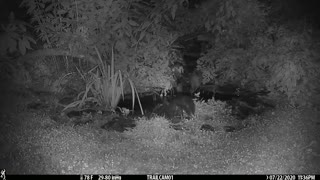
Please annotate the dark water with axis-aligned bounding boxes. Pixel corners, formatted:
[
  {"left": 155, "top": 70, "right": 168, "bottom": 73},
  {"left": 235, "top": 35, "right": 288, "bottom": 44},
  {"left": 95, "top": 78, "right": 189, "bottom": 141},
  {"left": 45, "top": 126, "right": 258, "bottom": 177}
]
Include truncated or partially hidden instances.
[{"left": 117, "top": 86, "right": 274, "bottom": 120}]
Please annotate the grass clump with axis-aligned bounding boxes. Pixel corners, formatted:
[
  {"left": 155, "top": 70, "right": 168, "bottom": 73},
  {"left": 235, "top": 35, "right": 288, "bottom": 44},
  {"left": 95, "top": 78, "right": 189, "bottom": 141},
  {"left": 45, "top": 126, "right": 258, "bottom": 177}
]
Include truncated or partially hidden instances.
[{"left": 124, "top": 116, "right": 181, "bottom": 150}]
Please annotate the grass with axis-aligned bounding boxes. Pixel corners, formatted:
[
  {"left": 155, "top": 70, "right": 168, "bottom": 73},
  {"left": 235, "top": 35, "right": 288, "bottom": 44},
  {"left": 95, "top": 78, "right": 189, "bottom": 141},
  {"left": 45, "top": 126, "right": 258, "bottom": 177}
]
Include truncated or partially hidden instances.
[{"left": 0, "top": 88, "right": 319, "bottom": 174}]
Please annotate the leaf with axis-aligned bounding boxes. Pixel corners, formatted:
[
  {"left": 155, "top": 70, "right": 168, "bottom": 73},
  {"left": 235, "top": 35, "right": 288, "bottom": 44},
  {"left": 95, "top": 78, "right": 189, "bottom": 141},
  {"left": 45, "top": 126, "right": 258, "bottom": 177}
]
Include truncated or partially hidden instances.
[
  {"left": 57, "top": 9, "right": 67, "bottom": 15},
  {"left": 115, "top": 40, "right": 127, "bottom": 51},
  {"left": 45, "top": 4, "right": 54, "bottom": 12},
  {"left": 124, "top": 28, "right": 132, "bottom": 37},
  {"left": 28, "top": 5, "right": 36, "bottom": 14},
  {"left": 39, "top": 3, "right": 45, "bottom": 9},
  {"left": 47, "top": 14, "right": 54, "bottom": 19},
  {"left": 128, "top": 20, "right": 139, "bottom": 26},
  {"left": 7, "top": 31, "right": 19, "bottom": 40},
  {"left": 138, "top": 31, "right": 146, "bottom": 41},
  {"left": 171, "top": 4, "right": 177, "bottom": 20},
  {"left": 7, "top": 38, "right": 17, "bottom": 53},
  {"left": 22, "top": 37, "right": 31, "bottom": 50},
  {"left": 61, "top": 1, "right": 70, "bottom": 8},
  {"left": 25, "top": 36, "right": 36, "bottom": 44},
  {"left": 112, "top": 23, "right": 122, "bottom": 31},
  {"left": 141, "top": 21, "right": 151, "bottom": 30},
  {"left": 18, "top": 38, "right": 26, "bottom": 55}
]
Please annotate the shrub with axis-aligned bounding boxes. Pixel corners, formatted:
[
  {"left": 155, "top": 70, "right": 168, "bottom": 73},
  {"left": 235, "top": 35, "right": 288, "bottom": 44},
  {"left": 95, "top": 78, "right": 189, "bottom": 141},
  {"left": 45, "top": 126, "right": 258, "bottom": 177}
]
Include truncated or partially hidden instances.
[{"left": 195, "top": 97, "right": 233, "bottom": 122}]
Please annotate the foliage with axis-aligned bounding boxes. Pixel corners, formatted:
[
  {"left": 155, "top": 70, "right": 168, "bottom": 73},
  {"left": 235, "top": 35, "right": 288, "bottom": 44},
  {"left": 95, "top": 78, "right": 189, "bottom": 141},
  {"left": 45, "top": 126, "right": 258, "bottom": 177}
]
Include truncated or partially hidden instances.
[
  {"left": 18, "top": 0, "right": 320, "bottom": 107},
  {"left": 20, "top": 0, "right": 186, "bottom": 93},
  {"left": 0, "top": 12, "right": 36, "bottom": 57},
  {"left": 196, "top": 0, "right": 268, "bottom": 84},
  {"left": 0, "top": 57, "right": 16, "bottom": 81},
  {"left": 256, "top": 26, "right": 320, "bottom": 106},
  {"left": 195, "top": 0, "right": 320, "bottom": 106},
  {"left": 195, "top": 97, "right": 233, "bottom": 123},
  {"left": 0, "top": 12, "right": 36, "bottom": 83},
  {"left": 197, "top": 0, "right": 267, "bottom": 47},
  {"left": 198, "top": 22, "right": 320, "bottom": 106},
  {"left": 63, "top": 47, "right": 143, "bottom": 114},
  {"left": 127, "top": 44, "right": 182, "bottom": 93}
]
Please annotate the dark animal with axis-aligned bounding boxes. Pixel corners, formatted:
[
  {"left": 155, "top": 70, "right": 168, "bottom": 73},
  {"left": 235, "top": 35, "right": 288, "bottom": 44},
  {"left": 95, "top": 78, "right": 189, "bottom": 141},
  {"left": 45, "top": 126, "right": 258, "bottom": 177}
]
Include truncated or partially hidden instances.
[
  {"left": 166, "top": 95, "right": 195, "bottom": 116},
  {"left": 153, "top": 95, "right": 195, "bottom": 123},
  {"left": 173, "top": 71, "right": 203, "bottom": 95}
]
